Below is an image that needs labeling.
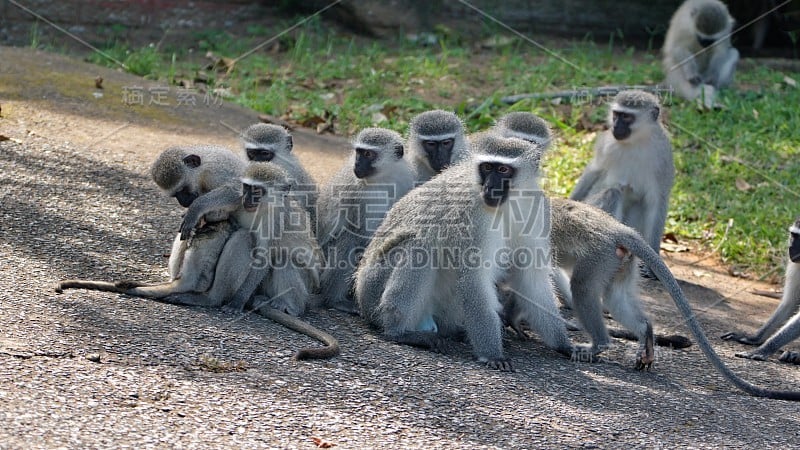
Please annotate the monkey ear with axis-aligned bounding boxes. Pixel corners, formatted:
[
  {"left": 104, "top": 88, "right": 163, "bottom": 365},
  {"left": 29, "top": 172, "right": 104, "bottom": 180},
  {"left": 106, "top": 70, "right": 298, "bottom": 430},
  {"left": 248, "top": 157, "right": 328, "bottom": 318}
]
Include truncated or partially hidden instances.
[
  {"left": 394, "top": 143, "right": 404, "bottom": 159},
  {"left": 183, "top": 154, "right": 202, "bottom": 168},
  {"left": 651, "top": 107, "right": 660, "bottom": 122},
  {"left": 286, "top": 135, "right": 294, "bottom": 152}
]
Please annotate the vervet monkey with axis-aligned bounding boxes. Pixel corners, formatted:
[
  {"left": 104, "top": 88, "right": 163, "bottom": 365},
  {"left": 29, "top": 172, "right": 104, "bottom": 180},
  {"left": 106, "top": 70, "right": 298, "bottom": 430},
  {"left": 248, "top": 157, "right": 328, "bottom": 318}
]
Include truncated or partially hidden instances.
[
  {"left": 491, "top": 111, "right": 574, "bottom": 305},
  {"left": 406, "top": 109, "right": 470, "bottom": 182},
  {"left": 502, "top": 198, "right": 800, "bottom": 400},
  {"left": 56, "top": 145, "right": 246, "bottom": 298},
  {"left": 722, "top": 218, "right": 800, "bottom": 364},
  {"left": 570, "top": 90, "right": 674, "bottom": 278},
  {"left": 240, "top": 123, "right": 318, "bottom": 225},
  {"left": 165, "top": 163, "right": 336, "bottom": 360},
  {"left": 316, "top": 128, "right": 416, "bottom": 313},
  {"left": 663, "top": 0, "right": 739, "bottom": 101},
  {"left": 356, "top": 133, "right": 573, "bottom": 372}
]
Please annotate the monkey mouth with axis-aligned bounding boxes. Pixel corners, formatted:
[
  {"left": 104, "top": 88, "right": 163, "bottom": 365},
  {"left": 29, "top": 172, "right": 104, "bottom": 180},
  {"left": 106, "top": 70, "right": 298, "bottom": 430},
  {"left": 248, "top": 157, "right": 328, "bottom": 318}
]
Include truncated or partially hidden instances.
[{"left": 243, "top": 205, "right": 258, "bottom": 213}]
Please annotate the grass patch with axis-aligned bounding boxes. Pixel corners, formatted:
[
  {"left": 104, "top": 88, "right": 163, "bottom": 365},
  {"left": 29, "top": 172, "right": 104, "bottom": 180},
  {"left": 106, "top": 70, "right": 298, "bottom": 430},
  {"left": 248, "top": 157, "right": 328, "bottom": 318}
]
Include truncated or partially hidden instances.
[{"left": 76, "top": 25, "right": 800, "bottom": 277}]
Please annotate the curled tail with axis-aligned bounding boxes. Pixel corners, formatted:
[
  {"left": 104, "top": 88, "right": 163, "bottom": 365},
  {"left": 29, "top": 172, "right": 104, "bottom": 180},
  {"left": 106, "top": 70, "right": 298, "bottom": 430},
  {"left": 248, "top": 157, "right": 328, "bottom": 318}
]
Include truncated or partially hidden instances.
[
  {"left": 259, "top": 307, "right": 340, "bottom": 360},
  {"left": 55, "top": 279, "right": 146, "bottom": 294},
  {"left": 627, "top": 235, "right": 800, "bottom": 401}
]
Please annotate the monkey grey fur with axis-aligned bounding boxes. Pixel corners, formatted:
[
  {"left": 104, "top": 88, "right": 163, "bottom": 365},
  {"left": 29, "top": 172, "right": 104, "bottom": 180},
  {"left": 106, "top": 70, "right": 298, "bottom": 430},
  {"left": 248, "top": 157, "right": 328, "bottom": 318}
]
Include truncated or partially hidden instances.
[
  {"left": 406, "top": 109, "right": 470, "bottom": 182},
  {"left": 722, "top": 218, "right": 800, "bottom": 365},
  {"left": 662, "top": 0, "right": 739, "bottom": 100},
  {"left": 503, "top": 198, "right": 800, "bottom": 400},
  {"left": 317, "top": 127, "right": 416, "bottom": 313},
  {"left": 570, "top": 90, "right": 674, "bottom": 267},
  {"left": 56, "top": 145, "right": 246, "bottom": 298},
  {"left": 356, "top": 133, "right": 573, "bottom": 371},
  {"left": 241, "top": 123, "right": 318, "bottom": 225}
]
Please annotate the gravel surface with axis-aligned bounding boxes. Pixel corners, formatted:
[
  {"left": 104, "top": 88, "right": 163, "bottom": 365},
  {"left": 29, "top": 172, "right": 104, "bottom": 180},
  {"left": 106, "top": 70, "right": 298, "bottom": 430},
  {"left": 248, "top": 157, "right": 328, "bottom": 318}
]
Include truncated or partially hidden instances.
[{"left": 1, "top": 45, "right": 799, "bottom": 449}]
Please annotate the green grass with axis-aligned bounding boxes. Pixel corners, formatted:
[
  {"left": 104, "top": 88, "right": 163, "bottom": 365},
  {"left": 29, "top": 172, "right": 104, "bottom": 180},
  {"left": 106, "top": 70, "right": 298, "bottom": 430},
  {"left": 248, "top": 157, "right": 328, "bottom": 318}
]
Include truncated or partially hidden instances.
[{"left": 74, "top": 24, "right": 800, "bottom": 277}]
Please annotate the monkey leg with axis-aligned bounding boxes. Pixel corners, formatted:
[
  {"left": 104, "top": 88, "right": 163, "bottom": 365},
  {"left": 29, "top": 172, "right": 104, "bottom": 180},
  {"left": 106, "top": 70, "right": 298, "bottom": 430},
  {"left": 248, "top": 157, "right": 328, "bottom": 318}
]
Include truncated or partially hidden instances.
[
  {"left": 507, "top": 266, "right": 574, "bottom": 360},
  {"left": 603, "top": 261, "right": 655, "bottom": 370},
  {"left": 707, "top": 47, "right": 739, "bottom": 88},
  {"left": 377, "top": 266, "right": 446, "bottom": 354},
  {"left": 568, "top": 260, "right": 614, "bottom": 361},
  {"left": 736, "top": 313, "right": 800, "bottom": 362},
  {"left": 721, "top": 289, "right": 800, "bottom": 346}
]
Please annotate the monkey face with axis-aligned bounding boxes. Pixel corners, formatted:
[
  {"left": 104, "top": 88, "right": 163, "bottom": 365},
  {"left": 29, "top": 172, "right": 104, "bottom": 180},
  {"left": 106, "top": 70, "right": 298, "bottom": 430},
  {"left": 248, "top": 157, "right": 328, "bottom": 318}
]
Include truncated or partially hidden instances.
[
  {"left": 611, "top": 110, "right": 635, "bottom": 140},
  {"left": 790, "top": 231, "right": 800, "bottom": 263},
  {"left": 242, "top": 183, "right": 264, "bottom": 212},
  {"left": 696, "top": 35, "right": 716, "bottom": 48},
  {"left": 422, "top": 139, "right": 455, "bottom": 172},
  {"left": 354, "top": 147, "right": 378, "bottom": 179},
  {"left": 247, "top": 148, "right": 276, "bottom": 162},
  {"left": 174, "top": 186, "right": 199, "bottom": 207},
  {"left": 478, "top": 161, "right": 515, "bottom": 207}
]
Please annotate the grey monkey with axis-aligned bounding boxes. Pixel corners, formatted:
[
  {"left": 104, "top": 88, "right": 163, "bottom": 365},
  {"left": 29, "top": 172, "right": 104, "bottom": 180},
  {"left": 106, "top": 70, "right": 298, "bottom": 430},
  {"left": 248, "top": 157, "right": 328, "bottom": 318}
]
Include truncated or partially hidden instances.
[
  {"left": 722, "top": 218, "right": 800, "bottom": 365},
  {"left": 662, "top": 0, "right": 739, "bottom": 100},
  {"left": 316, "top": 127, "right": 416, "bottom": 313},
  {"left": 56, "top": 145, "right": 246, "bottom": 298},
  {"left": 240, "top": 123, "right": 318, "bottom": 225},
  {"left": 406, "top": 109, "right": 470, "bottom": 182},
  {"left": 570, "top": 90, "right": 674, "bottom": 277},
  {"left": 503, "top": 198, "right": 800, "bottom": 400},
  {"left": 356, "top": 133, "right": 573, "bottom": 371},
  {"left": 164, "top": 162, "right": 336, "bottom": 360}
]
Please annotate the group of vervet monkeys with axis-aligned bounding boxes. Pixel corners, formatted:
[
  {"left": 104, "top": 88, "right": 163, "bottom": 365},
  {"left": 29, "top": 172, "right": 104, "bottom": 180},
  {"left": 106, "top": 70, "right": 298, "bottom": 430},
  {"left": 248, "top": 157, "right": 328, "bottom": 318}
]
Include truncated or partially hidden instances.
[
  {"left": 55, "top": 0, "right": 800, "bottom": 400},
  {"left": 56, "top": 88, "right": 800, "bottom": 400}
]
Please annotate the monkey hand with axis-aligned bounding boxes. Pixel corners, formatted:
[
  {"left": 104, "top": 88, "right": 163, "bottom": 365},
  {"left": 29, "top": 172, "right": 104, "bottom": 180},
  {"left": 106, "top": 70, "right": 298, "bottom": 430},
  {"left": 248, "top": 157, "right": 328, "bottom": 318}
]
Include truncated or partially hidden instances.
[
  {"left": 179, "top": 214, "right": 201, "bottom": 241},
  {"left": 688, "top": 75, "right": 703, "bottom": 86},
  {"left": 720, "top": 331, "right": 761, "bottom": 346}
]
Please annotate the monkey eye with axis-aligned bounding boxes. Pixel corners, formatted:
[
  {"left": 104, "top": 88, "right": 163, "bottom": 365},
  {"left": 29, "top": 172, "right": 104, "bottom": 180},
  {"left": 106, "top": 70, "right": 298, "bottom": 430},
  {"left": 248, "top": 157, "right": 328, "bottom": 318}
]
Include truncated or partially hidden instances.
[
  {"left": 496, "top": 165, "right": 511, "bottom": 174},
  {"left": 423, "top": 141, "right": 439, "bottom": 152},
  {"left": 479, "top": 162, "right": 493, "bottom": 173},
  {"left": 616, "top": 112, "right": 634, "bottom": 123},
  {"left": 358, "top": 148, "right": 376, "bottom": 159}
]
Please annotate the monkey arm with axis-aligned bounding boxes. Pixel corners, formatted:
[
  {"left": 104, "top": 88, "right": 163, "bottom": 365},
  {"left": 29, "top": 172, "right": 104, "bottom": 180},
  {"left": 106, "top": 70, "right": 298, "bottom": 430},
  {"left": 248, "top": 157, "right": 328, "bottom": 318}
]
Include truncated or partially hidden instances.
[
  {"left": 669, "top": 47, "right": 702, "bottom": 86},
  {"left": 569, "top": 169, "right": 602, "bottom": 201},
  {"left": 179, "top": 186, "right": 242, "bottom": 240}
]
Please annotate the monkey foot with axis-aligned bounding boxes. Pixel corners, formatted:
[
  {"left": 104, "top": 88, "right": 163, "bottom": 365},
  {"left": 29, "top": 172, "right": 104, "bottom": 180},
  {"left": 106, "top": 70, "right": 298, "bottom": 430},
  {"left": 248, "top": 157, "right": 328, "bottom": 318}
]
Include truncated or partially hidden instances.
[
  {"left": 779, "top": 351, "right": 800, "bottom": 365},
  {"left": 634, "top": 352, "right": 654, "bottom": 371},
  {"left": 734, "top": 350, "right": 768, "bottom": 361},
  {"left": 720, "top": 332, "right": 761, "bottom": 346},
  {"left": 483, "top": 358, "right": 514, "bottom": 372}
]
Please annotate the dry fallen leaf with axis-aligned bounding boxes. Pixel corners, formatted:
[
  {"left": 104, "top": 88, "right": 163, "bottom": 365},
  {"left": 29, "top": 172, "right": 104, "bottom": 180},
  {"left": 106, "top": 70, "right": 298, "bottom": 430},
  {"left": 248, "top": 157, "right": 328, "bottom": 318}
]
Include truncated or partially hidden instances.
[
  {"left": 784, "top": 75, "right": 797, "bottom": 88},
  {"left": 661, "top": 242, "right": 690, "bottom": 253},
  {"left": 311, "top": 437, "right": 336, "bottom": 448},
  {"left": 735, "top": 178, "right": 752, "bottom": 191}
]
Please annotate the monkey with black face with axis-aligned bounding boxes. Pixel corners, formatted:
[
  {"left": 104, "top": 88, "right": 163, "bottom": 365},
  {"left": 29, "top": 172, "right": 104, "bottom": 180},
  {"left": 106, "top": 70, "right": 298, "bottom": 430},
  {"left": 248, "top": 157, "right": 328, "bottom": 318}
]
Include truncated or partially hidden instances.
[
  {"left": 570, "top": 90, "right": 674, "bottom": 278},
  {"left": 240, "top": 123, "right": 318, "bottom": 225},
  {"left": 499, "top": 199, "right": 800, "bottom": 400},
  {"left": 316, "top": 128, "right": 416, "bottom": 313},
  {"left": 356, "top": 133, "right": 573, "bottom": 371},
  {"left": 164, "top": 162, "right": 337, "bottom": 359},
  {"left": 663, "top": 0, "right": 739, "bottom": 101},
  {"left": 406, "top": 110, "right": 470, "bottom": 182},
  {"left": 722, "top": 218, "right": 800, "bottom": 365},
  {"left": 56, "top": 145, "right": 246, "bottom": 299}
]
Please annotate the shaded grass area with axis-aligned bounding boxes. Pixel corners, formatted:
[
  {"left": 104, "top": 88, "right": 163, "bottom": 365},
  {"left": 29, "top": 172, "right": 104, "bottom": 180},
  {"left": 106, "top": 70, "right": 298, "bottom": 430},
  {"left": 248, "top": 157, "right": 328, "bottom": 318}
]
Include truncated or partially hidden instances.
[{"left": 43, "top": 20, "right": 800, "bottom": 277}]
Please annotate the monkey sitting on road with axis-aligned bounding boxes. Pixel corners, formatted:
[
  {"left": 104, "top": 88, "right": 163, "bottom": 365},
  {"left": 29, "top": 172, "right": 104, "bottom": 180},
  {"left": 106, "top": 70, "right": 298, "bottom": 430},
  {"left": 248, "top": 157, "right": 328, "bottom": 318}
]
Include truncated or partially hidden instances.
[
  {"left": 722, "top": 218, "right": 800, "bottom": 365},
  {"left": 662, "top": 0, "right": 739, "bottom": 102},
  {"left": 570, "top": 90, "right": 674, "bottom": 279},
  {"left": 56, "top": 145, "right": 246, "bottom": 298},
  {"left": 164, "top": 162, "right": 337, "bottom": 360},
  {"left": 406, "top": 109, "right": 470, "bottom": 183},
  {"left": 240, "top": 123, "right": 318, "bottom": 225},
  {"left": 316, "top": 127, "right": 417, "bottom": 314},
  {"left": 356, "top": 133, "right": 573, "bottom": 372}
]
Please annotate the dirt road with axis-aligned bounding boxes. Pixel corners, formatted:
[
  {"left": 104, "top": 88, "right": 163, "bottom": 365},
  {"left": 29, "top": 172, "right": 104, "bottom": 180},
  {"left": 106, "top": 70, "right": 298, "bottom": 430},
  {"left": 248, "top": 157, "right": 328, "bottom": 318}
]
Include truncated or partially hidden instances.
[{"left": 1, "top": 46, "right": 799, "bottom": 449}]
